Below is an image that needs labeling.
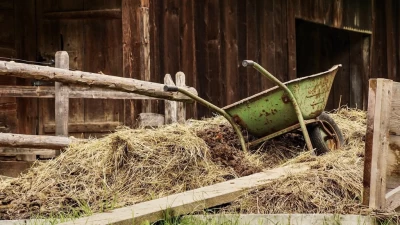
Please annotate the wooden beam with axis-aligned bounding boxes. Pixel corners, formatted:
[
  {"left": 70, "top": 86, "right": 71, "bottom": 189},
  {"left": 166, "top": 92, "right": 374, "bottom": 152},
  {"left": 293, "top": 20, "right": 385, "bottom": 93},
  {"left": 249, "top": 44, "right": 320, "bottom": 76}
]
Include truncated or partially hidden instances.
[
  {"left": 59, "top": 164, "right": 309, "bottom": 225},
  {"left": 0, "top": 60, "right": 197, "bottom": 102},
  {"left": 44, "top": 9, "right": 121, "bottom": 20},
  {"left": 363, "top": 78, "right": 393, "bottom": 209},
  {"left": 0, "top": 133, "right": 72, "bottom": 149},
  {"left": 55, "top": 51, "right": 69, "bottom": 137},
  {"left": 0, "top": 85, "right": 160, "bottom": 99},
  {"left": 43, "top": 122, "right": 121, "bottom": 133}
]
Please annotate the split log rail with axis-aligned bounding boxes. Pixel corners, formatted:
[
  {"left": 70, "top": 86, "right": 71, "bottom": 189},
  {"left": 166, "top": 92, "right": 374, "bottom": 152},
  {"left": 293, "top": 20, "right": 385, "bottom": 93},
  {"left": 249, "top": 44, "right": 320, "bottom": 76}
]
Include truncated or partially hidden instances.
[{"left": 0, "top": 51, "right": 197, "bottom": 169}]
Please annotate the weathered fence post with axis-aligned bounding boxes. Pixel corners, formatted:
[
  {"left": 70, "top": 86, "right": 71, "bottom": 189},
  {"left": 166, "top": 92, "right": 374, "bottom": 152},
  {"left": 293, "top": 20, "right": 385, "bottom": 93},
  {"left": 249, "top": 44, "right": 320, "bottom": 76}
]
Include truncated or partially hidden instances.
[
  {"left": 54, "top": 51, "right": 70, "bottom": 139},
  {"left": 176, "top": 72, "right": 186, "bottom": 123},
  {"left": 164, "top": 74, "right": 177, "bottom": 124},
  {"left": 164, "top": 72, "right": 187, "bottom": 124}
]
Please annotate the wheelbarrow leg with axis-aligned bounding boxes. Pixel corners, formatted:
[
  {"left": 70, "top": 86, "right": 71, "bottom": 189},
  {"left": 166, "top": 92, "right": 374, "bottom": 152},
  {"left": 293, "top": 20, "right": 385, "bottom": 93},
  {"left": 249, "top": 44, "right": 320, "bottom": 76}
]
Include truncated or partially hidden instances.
[
  {"left": 242, "top": 60, "right": 314, "bottom": 152},
  {"left": 164, "top": 86, "right": 248, "bottom": 152}
]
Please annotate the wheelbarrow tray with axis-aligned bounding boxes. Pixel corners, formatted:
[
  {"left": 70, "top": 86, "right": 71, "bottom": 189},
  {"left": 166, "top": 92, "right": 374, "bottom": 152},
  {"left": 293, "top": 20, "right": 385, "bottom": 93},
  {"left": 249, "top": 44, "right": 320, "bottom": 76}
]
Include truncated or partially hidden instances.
[{"left": 223, "top": 65, "right": 341, "bottom": 137}]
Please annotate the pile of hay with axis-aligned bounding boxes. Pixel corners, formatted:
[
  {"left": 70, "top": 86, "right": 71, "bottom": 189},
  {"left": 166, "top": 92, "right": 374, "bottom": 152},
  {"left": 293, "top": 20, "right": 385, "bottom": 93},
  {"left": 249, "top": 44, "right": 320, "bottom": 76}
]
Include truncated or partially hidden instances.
[
  {"left": 0, "top": 108, "right": 369, "bottom": 220},
  {"left": 222, "top": 108, "right": 367, "bottom": 214},
  {"left": 0, "top": 118, "right": 263, "bottom": 220}
]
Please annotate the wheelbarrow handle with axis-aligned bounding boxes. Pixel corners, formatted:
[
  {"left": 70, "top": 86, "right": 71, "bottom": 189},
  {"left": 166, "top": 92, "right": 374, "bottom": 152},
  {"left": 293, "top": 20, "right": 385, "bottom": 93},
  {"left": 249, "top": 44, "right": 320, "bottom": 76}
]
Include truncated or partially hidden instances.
[
  {"left": 242, "top": 60, "right": 255, "bottom": 67},
  {"left": 164, "top": 85, "right": 179, "bottom": 92}
]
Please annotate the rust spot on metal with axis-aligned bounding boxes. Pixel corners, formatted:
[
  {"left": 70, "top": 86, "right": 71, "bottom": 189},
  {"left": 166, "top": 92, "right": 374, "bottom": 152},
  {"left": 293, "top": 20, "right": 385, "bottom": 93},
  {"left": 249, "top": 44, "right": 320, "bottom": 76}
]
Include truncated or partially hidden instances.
[
  {"left": 281, "top": 94, "right": 290, "bottom": 104},
  {"left": 232, "top": 115, "right": 248, "bottom": 130}
]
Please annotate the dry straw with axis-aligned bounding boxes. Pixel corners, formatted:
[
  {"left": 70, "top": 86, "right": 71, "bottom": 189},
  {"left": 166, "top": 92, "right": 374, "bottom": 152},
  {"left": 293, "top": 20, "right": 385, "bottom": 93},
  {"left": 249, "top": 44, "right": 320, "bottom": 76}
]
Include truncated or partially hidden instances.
[
  {"left": 223, "top": 108, "right": 367, "bottom": 214},
  {"left": 0, "top": 108, "right": 386, "bottom": 220}
]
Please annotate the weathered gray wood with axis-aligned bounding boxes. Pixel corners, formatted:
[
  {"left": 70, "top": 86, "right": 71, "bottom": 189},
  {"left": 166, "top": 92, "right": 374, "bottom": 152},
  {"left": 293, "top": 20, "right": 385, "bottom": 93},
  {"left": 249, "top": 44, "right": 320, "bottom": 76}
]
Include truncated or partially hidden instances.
[
  {"left": 164, "top": 74, "right": 177, "bottom": 124},
  {"left": 44, "top": 9, "right": 121, "bottom": 20},
  {"left": 385, "top": 185, "right": 400, "bottom": 211},
  {"left": 43, "top": 122, "right": 121, "bottom": 133},
  {"left": 137, "top": 113, "right": 164, "bottom": 127},
  {"left": 0, "top": 60, "right": 197, "bottom": 102},
  {"left": 363, "top": 79, "right": 393, "bottom": 209},
  {"left": 0, "top": 133, "right": 72, "bottom": 149},
  {"left": 55, "top": 51, "right": 70, "bottom": 137},
  {"left": 176, "top": 72, "right": 186, "bottom": 123},
  {"left": 60, "top": 164, "right": 310, "bottom": 225},
  {"left": 0, "top": 85, "right": 159, "bottom": 99}
]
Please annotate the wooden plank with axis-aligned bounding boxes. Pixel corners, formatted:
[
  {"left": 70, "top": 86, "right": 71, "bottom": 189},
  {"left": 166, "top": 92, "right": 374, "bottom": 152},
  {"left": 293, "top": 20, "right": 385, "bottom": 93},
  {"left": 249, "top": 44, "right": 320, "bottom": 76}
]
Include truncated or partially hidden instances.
[
  {"left": 362, "top": 37, "right": 371, "bottom": 110},
  {"left": 175, "top": 72, "right": 186, "bottom": 123},
  {"left": 43, "top": 122, "right": 121, "bottom": 133},
  {"left": 0, "top": 61, "right": 197, "bottom": 102},
  {"left": 386, "top": 136, "right": 400, "bottom": 191},
  {"left": 138, "top": 0, "right": 152, "bottom": 113},
  {"left": 259, "top": 0, "right": 275, "bottom": 90},
  {"left": 349, "top": 33, "right": 363, "bottom": 108},
  {"left": 221, "top": 0, "right": 238, "bottom": 104},
  {"left": 60, "top": 164, "right": 310, "bottom": 225},
  {"left": 0, "top": 147, "right": 55, "bottom": 156},
  {"left": 55, "top": 51, "right": 70, "bottom": 137},
  {"left": 363, "top": 79, "right": 393, "bottom": 209},
  {"left": 0, "top": 161, "right": 34, "bottom": 177},
  {"left": 0, "top": 85, "right": 159, "bottom": 99},
  {"left": 82, "top": 0, "right": 122, "bottom": 137},
  {"left": 385, "top": 0, "right": 395, "bottom": 81},
  {"left": 194, "top": 0, "right": 209, "bottom": 118},
  {"left": 0, "top": 133, "right": 72, "bottom": 149},
  {"left": 388, "top": 82, "right": 400, "bottom": 135},
  {"left": 207, "top": 0, "right": 223, "bottom": 108},
  {"left": 245, "top": 0, "right": 261, "bottom": 96},
  {"left": 180, "top": 0, "right": 197, "bottom": 119},
  {"left": 164, "top": 74, "right": 177, "bottom": 124},
  {"left": 15, "top": 0, "right": 37, "bottom": 135},
  {"left": 137, "top": 113, "right": 164, "bottom": 127},
  {"left": 122, "top": 0, "right": 141, "bottom": 127},
  {"left": 44, "top": 9, "right": 121, "bottom": 19}
]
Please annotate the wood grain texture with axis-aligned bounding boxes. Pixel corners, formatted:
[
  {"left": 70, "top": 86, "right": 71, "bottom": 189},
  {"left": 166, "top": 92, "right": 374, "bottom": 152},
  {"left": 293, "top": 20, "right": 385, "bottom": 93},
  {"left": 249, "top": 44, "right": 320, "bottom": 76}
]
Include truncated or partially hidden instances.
[
  {"left": 0, "top": 85, "right": 160, "bottom": 99},
  {"left": 164, "top": 74, "right": 177, "bottom": 124},
  {"left": 363, "top": 79, "right": 393, "bottom": 209},
  {"left": 180, "top": 0, "right": 197, "bottom": 119},
  {"left": 60, "top": 164, "right": 310, "bottom": 225},
  {"left": 43, "top": 122, "right": 121, "bottom": 133},
  {"left": 55, "top": 51, "right": 70, "bottom": 137},
  {"left": 44, "top": 9, "right": 121, "bottom": 19},
  {"left": 122, "top": 0, "right": 141, "bottom": 127},
  {"left": 0, "top": 133, "right": 72, "bottom": 149},
  {"left": 175, "top": 72, "right": 186, "bottom": 123},
  {"left": 0, "top": 161, "right": 34, "bottom": 177},
  {"left": 0, "top": 61, "right": 196, "bottom": 101}
]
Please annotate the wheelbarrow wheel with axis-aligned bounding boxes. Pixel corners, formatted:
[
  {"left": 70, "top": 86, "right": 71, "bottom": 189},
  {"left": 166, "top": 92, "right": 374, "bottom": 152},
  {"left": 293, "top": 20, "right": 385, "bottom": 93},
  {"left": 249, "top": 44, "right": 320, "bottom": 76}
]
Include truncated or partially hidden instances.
[{"left": 308, "top": 112, "right": 344, "bottom": 155}]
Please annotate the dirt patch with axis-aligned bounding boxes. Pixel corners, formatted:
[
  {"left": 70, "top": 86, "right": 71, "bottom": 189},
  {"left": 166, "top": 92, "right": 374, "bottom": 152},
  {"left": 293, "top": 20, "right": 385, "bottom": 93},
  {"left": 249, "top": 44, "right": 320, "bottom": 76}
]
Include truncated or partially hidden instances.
[{"left": 197, "top": 124, "right": 261, "bottom": 176}]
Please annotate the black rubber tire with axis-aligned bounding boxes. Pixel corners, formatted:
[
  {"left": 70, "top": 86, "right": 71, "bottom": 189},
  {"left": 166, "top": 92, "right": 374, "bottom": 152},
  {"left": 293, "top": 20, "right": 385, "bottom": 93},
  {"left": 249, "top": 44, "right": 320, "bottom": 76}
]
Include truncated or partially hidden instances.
[{"left": 308, "top": 112, "right": 344, "bottom": 155}]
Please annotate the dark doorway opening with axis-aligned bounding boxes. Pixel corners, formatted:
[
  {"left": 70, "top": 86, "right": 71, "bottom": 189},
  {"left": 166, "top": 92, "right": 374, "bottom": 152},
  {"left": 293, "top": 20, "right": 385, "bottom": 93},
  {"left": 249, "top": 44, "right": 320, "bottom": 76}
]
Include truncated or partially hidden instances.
[{"left": 296, "top": 19, "right": 370, "bottom": 110}]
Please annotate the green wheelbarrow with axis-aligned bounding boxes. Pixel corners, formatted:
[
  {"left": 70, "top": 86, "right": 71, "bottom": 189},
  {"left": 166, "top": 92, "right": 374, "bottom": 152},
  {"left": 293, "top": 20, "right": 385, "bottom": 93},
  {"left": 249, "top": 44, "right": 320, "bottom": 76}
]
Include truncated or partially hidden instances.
[{"left": 164, "top": 60, "right": 344, "bottom": 155}]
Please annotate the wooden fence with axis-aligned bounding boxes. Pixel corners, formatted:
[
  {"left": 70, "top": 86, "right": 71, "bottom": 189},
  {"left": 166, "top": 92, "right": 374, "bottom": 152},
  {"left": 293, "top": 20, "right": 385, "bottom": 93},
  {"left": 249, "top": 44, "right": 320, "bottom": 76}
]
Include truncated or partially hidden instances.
[
  {"left": 0, "top": 51, "right": 197, "bottom": 177},
  {"left": 363, "top": 78, "right": 400, "bottom": 211}
]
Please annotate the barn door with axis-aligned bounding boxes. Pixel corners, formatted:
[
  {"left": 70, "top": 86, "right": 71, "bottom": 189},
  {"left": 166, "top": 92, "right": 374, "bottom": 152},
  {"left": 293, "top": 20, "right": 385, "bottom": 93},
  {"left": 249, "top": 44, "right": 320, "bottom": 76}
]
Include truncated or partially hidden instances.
[{"left": 36, "top": 0, "right": 124, "bottom": 137}]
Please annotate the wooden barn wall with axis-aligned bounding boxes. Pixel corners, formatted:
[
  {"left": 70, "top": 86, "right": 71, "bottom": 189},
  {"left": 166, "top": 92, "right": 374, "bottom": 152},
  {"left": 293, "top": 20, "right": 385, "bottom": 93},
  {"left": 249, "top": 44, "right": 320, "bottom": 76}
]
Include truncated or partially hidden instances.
[
  {"left": 35, "top": 0, "right": 123, "bottom": 137},
  {"left": 150, "top": 0, "right": 371, "bottom": 118},
  {"left": 370, "top": 0, "right": 400, "bottom": 82},
  {"left": 0, "top": 0, "right": 375, "bottom": 134}
]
